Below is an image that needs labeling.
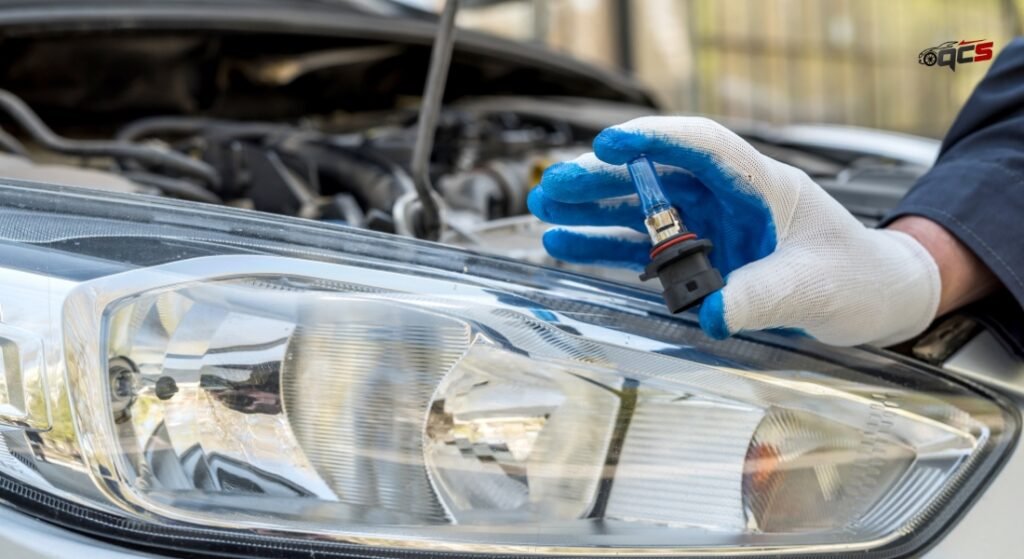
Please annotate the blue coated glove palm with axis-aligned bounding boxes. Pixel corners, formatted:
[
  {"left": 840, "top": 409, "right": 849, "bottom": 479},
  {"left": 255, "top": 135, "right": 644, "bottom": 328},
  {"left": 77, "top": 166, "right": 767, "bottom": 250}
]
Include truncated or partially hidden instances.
[
  {"left": 529, "top": 117, "right": 941, "bottom": 346},
  {"left": 528, "top": 153, "right": 774, "bottom": 276}
]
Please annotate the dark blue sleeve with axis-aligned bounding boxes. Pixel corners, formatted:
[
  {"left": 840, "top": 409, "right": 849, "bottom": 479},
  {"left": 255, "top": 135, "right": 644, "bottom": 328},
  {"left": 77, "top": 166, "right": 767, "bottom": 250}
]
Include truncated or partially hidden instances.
[{"left": 882, "top": 38, "right": 1024, "bottom": 309}]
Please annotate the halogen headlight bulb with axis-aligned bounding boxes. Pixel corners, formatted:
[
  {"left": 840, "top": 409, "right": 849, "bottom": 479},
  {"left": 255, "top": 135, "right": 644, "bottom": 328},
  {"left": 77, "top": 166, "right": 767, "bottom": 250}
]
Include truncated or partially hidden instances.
[{"left": 629, "top": 156, "right": 724, "bottom": 313}]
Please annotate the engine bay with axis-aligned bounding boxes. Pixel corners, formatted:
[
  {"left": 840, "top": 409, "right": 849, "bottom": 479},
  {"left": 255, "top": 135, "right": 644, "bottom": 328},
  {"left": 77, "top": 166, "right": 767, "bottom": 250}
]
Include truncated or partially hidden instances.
[{"left": 0, "top": 25, "right": 933, "bottom": 275}]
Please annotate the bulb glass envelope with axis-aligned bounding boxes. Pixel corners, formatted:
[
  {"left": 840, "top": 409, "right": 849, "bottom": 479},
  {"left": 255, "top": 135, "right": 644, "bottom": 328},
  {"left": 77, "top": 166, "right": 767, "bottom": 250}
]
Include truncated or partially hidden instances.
[{"left": 0, "top": 180, "right": 1013, "bottom": 558}]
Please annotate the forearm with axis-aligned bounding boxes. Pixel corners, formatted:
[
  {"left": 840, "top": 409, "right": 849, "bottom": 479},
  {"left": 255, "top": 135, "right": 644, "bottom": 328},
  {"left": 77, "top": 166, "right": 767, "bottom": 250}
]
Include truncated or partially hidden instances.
[{"left": 886, "top": 216, "right": 999, "bottom": 316}]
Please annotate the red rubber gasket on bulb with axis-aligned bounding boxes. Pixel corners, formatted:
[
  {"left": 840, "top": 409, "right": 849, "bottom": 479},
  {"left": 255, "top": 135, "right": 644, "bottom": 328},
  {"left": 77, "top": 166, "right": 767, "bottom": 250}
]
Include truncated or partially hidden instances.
[{"left": 649, "top": 233, "right": 698, "bottom": 259}]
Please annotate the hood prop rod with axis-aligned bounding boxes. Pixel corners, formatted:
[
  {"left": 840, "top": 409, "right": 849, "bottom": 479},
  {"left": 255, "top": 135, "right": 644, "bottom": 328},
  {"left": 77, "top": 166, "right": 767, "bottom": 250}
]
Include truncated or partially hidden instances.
[{"left": 409, "top": 0, "right": 459, "bottom": 241}]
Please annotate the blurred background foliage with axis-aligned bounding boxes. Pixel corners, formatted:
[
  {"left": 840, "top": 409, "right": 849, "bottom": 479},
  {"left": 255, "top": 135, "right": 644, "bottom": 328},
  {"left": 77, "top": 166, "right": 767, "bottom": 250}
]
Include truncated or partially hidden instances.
[{"left": 451, "top": 0, "right": 1023, "bottom": 138}]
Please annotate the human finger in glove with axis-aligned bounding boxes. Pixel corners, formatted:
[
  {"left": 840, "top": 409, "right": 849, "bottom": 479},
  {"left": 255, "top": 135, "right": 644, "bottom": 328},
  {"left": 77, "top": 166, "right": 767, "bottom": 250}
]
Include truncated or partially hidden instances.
[{"left": 528, "top": 117, "right": 996, "bottom": 347}]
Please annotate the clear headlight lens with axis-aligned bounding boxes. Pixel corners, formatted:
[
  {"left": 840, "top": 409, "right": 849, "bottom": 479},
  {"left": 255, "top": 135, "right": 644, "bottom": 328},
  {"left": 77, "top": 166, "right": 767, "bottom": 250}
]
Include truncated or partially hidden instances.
[{"left": 0, "top": 181, "right": 1015, "bottom": 558}]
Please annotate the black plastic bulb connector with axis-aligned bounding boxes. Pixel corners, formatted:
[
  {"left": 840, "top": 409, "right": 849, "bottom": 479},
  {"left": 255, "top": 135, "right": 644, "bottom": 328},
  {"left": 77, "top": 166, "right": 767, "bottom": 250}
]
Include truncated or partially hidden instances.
[{"left": 639, "top": 234, "right": 724, "bottom": 313}]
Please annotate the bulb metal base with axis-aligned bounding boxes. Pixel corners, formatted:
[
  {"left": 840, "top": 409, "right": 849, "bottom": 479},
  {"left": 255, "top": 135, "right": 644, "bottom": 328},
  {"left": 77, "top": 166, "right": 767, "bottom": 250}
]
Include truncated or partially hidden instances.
[{"left": 644, "top": 208, "right": 684, "bottom": 244}]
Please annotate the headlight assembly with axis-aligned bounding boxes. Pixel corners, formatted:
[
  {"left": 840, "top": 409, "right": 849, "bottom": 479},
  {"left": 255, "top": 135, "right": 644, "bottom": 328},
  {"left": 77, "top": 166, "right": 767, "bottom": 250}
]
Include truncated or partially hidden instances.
[{"left": 0, "top": 181, "right": 1015, "bottom": 558}]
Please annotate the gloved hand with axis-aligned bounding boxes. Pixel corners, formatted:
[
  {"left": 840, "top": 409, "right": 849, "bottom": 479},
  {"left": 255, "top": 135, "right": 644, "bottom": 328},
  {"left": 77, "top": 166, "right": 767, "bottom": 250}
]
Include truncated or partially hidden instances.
[{"left": 528, "top": 117, "right": 941, "bottom": 346}]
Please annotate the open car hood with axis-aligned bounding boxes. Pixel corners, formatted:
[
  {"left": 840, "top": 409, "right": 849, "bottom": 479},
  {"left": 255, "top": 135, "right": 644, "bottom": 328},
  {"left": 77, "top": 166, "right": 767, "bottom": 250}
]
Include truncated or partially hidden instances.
[{"left": 0, "top": 0, "right": 657, "bottom": 113}]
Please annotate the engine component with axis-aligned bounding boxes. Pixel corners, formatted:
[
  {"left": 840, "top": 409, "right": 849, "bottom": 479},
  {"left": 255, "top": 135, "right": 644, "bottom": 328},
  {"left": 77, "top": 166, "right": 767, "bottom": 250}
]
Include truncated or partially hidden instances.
[
  {"left": 0, "top": 88, "right": 218, "bottom": 186},
  {"left": 440, "top": 158, "right": 534, "bottom": 219},
  {"left": 109, "top": 107, "right": 580, "bottom": 231},
  {"left": 0, "top": 153, "right": 146, "bottom": 193}
]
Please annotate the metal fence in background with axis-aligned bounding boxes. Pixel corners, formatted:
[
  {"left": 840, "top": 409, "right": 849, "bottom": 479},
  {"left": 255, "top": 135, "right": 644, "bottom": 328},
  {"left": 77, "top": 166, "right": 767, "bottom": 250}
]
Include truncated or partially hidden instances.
[
  {"left": 668, "top": 0, "right": 1022, "bottom": 138},
  {"left": 458, "top": 0, "right": 1024, "bottom": 139}
]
